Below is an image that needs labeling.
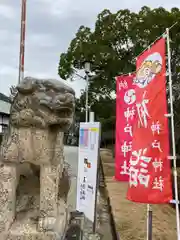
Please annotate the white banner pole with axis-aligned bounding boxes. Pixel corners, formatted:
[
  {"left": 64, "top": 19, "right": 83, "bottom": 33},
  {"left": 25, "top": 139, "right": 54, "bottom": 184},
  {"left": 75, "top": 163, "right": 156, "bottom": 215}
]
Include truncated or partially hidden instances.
[{"left": 166, "top": 27, "right": 180, "bottom": 240}]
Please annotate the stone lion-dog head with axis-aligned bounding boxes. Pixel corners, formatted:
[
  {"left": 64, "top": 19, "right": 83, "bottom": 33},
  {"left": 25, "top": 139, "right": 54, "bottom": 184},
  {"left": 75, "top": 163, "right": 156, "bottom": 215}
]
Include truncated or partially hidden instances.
[{"left": 10, "top": 77, "right": 75, "bottom": 132}]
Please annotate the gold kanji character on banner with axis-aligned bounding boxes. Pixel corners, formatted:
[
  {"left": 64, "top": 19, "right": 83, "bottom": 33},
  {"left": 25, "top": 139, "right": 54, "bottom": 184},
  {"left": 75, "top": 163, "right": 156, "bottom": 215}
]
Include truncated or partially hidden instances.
[
  {"left": 151, "top": 121, "right": 161, "bottom": 135},
  {"left": 152, "top": 140, "right": 162, "bottom": 152},
  {"left": 152, "top": 176, "right": 164, "bottom": 192},
  {"left": 120, "top": 160, "right": 129, "bottom": 175},
  {"left": 121, "top": 141, "right": 132, "bottom": 157},
  {"left": 118, "top": 80, "right": 128, "bottom": 91},
  {"left": 152, "top": 158, "right": 163, "bottom": 172},
  {"left": 129, "top": 148, "right": 152, "bottom": 188},
  {"left": 136, "top": 91, "right": 150, "bottom": 128},
  {"left": 124, "top": 124, "right": 133, "bottom": 137},
  {"left": 124, "top": 107, "right": 136, "bottom": 122}
]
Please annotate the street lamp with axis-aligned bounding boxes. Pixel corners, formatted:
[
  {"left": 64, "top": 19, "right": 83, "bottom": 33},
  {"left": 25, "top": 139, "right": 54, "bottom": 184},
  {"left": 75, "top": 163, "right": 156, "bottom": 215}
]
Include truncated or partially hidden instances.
[
  {"left": 84, "top": 61, "right": 91, "bottom": 122},
  {"left": 73, "top": 63, "right": 97, "bottom": 122},
  {"left": 84, "top": 62, "right": 91, "bottom": 74}
]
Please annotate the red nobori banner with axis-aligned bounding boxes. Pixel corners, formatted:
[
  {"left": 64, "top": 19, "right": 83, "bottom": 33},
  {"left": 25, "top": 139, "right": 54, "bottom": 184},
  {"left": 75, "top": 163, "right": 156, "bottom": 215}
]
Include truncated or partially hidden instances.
[
  {"left": 127, "top": 37, "right": 173, "bottom": 203},
  {"left": 115, "top": 74, "right": 136, "bottom": 181}
]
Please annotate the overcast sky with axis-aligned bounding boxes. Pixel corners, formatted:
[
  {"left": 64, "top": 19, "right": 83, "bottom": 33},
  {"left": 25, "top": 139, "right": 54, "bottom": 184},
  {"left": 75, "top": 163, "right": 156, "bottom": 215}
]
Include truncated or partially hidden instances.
[{"left": 0, "top": 0, "right": 179, "bottom": 98}]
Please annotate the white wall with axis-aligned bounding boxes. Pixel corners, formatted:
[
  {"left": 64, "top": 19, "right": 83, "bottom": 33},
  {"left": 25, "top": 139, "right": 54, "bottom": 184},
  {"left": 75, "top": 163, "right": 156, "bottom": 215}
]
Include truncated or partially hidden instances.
[
  {"left": 0, "top": 99, "right": 10, "bottom": 133},
  {"left": 0, "top": 100, "right": 10, "bottom": 115},
  {"left": 0, "top": 113, "right": 10, "bottom": 133}
]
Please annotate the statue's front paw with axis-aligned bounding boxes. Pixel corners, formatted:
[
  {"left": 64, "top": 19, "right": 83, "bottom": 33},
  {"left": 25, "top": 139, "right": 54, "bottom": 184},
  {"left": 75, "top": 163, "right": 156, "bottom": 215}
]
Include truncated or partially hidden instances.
[{"left": 38, "top": 217, "right": 56, "bottom": 231}]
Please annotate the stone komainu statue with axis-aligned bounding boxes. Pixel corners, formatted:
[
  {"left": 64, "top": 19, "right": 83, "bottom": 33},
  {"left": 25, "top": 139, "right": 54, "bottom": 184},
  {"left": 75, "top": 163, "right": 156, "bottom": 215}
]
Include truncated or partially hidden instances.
[{"left": 0, "top": 77, "right": 75, "bottom": 238}]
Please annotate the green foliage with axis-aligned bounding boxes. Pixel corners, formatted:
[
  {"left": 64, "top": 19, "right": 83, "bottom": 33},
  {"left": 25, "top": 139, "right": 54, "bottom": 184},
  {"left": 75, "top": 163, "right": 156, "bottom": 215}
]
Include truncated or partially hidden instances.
[
  {"left": 59, "top": 7, "right": 180, "bottom": 90},
  {"left": 58, "top": 6, "right": 180, "bottom": 142}
]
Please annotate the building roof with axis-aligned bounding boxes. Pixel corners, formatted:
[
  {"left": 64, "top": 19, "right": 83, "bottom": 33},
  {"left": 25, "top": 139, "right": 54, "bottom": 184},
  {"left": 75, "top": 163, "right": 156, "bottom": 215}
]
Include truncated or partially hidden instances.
[
  {"left": 0, "top": 93, "right": 11, "bottom": 115},
  {"left": 0, "top": 93, "right": 10, "bottom": 103}
]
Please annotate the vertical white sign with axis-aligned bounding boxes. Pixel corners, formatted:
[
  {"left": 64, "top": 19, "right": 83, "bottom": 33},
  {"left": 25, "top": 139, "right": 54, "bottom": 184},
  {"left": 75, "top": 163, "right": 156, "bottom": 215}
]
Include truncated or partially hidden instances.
[{"left": 76, "top": 122, "right": 101, "bottom": 222}]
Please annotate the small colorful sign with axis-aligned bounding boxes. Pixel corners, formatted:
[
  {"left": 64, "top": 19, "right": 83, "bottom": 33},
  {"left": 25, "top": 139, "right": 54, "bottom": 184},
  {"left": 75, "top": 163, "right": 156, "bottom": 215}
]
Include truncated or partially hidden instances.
[{"left": 76, "top": 122, "right": 101, "bottom": 222}]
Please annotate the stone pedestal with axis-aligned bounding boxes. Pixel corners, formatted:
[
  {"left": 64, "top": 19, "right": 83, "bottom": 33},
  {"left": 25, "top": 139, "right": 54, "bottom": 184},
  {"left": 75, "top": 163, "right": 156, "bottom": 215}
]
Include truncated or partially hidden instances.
[
  {"left": 88, "top": 233, "right": 102, "bottom": 240},
  {"left": 0, "top": 172, "right": 69, "bottom": 240},
  {"left": 4, "top": 218, "right": 62, "bottom": 240}
]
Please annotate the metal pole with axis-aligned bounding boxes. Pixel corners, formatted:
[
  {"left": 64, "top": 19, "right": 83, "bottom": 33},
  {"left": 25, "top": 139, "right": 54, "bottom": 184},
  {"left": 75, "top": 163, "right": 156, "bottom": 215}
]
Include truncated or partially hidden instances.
[
  {"left": 18, "top": 0, "right": 27, "bottom": 84},
  {"left": 147, "top": 204, "right": 152, "bottom": 240},
  {"left": 92, "top": 113, "right": 100, "bottom": 235},
  {"left": 147, "top": 204, "right": 149, "bottom": 240},
  {"left": 93, "top": 167, "right": 98, "bottom": 234},
  {"left": 89, "top": 112, "right": 95, "bottom": 122},
  {"left": 85, "top": 74, "right": 89, "bottom": 122},
  {"left": 166, "top": 27, "right": 180, "bottom": 240}
]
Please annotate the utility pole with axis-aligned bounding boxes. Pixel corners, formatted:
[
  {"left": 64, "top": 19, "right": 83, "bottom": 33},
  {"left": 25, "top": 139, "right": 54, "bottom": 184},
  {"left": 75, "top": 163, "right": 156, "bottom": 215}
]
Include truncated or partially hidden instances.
[{"left": 18, "top": 0, "right": 27, "bottom": 84}]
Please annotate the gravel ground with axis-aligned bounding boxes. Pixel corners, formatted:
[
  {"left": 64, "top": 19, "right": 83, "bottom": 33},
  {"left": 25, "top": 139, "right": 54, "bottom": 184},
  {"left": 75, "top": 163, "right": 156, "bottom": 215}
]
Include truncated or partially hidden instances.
[
  {"left": 101, "top": 148, "right": 177, "bottom": 240},
  {"left": 65, "top": 189, "right": 113, "bottom": 240},
  {"left": 82, "top": 188, "right": 113, "bottom": 240}
]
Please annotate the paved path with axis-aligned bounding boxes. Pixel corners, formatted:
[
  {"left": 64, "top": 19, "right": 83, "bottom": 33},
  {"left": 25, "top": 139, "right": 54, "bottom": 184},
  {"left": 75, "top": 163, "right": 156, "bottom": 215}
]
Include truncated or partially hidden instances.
[
  {"left": 64, "top": 145, "right": 78, "bottom": 210},
  {"left": 64, "top": 145, "right": 78, "bottom": 176}
]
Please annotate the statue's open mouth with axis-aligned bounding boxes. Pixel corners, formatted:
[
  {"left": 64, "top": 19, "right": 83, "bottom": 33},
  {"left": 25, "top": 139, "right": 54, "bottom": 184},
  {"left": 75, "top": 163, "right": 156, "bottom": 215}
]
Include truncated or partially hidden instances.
[
  {"left": 39, "top": 98, "right": 74, "bottom": 117},
  {"left": 56, "top": 106, "right": 74, "bottom": 118},
  {"left": 37, "top": 100, "right": 74, "bottom": 127}
]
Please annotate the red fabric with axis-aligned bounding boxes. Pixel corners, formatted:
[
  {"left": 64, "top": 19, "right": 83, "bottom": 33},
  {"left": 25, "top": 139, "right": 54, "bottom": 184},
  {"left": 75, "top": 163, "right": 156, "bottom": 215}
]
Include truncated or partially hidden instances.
[
  {"left": 127, "top": 38, "right": 173, "bottom": 203},
  {"left": 115, "top": 74, "right": 136, "bottom": 181}
]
